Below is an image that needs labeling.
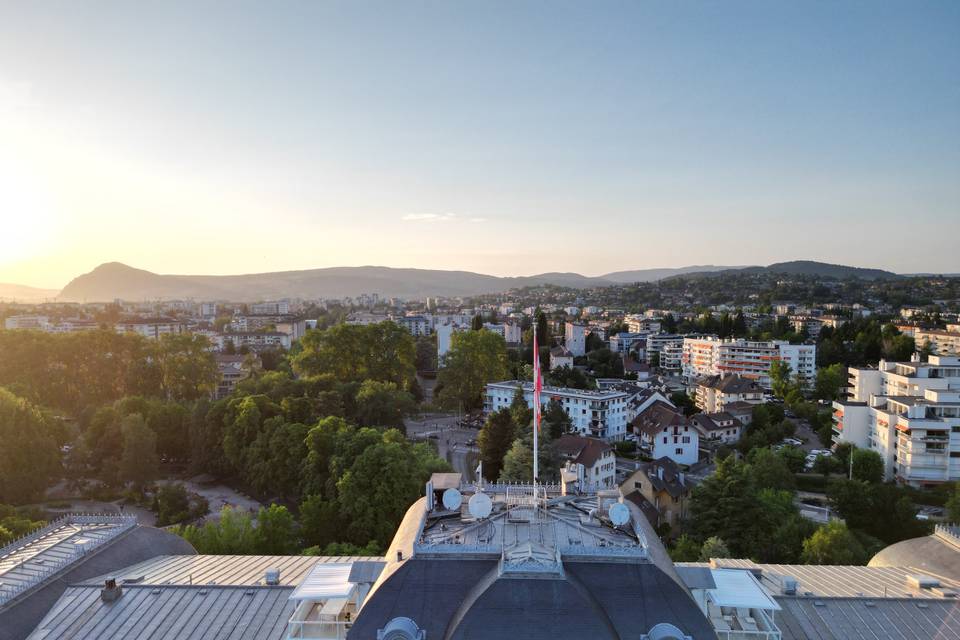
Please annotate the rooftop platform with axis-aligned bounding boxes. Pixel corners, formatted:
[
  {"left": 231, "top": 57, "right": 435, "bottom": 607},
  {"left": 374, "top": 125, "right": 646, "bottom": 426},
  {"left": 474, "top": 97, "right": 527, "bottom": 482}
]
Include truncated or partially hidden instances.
[{"left": 0, "top": 514, "right": 136, "bottom": 607}]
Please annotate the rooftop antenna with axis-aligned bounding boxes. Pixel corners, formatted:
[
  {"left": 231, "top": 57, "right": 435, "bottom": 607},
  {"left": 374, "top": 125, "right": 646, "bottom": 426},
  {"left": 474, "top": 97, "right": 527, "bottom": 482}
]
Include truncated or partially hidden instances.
[
  {"left": 609, "top": 503, "right": 630, "bottom": 527},
  {"left": 442, "top": 487, "right": 462, "bottom": 511},
  {"left": 468, "top": 491, "right": 493, "bottom": 519}
]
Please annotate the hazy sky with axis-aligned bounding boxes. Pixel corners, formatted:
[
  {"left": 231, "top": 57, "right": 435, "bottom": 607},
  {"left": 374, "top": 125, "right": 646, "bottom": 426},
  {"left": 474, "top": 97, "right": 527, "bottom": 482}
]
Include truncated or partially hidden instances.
[{"left": 1, "top": 1, "right": 958, "bottom": 288}]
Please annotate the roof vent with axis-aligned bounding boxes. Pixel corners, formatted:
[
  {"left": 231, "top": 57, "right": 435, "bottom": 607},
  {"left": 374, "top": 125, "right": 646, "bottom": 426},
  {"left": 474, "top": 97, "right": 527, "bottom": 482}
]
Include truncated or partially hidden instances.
[
  {"left": 264, "top": 568, "right": 280, "bottom": 586},
  {"left": 781, "top": 577, "right": 798, "bottom": 595},
  {"left": 101, "top": 578, "right": 123, "bottom": 603},
  {"left": 908, "top": 574, "right": 940, "bottom": 589}
]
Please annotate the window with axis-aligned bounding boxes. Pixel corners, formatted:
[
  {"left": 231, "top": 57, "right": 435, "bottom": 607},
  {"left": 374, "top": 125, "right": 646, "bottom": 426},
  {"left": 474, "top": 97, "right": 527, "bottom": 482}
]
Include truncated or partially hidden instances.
[
  {"left": 663, "top": 437, "right": 667, "bottom": 444},
  {"left": 675, "top": 448, "right": 683, "bottom": 455},
  {"left": 682, "top": 436, "right": 690, "bottom": 444}
]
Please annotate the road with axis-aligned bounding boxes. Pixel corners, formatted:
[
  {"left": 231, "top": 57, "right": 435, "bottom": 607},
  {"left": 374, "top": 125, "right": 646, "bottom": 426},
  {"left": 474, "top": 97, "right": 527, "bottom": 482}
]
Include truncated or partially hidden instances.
[{"left": 406, "top": 414, "right": 481, "bottom": 483}]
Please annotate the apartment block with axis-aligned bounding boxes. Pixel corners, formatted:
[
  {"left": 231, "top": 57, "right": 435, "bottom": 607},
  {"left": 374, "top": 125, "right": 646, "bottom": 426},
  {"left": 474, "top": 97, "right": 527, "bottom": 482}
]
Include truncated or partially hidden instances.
[
  {"left": 485, "top": 381, "right": 631, "bottom": 441},
  {"left": 681, "top": 337, "right": 816, "bottom": 389},
  {"left": 564, "top": 322, "right": 586, "bottom": 357},
  {"left": 833, "top": 355, "right": 960, "bottom": 487}
]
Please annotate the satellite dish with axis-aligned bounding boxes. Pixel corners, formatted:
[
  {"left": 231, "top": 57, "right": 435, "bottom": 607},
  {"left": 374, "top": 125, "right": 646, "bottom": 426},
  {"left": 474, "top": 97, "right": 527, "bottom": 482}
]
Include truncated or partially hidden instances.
[
  {"left": 442, "top": 488, "right": 462, "bottom": 511},
  {"left": 609, "top": 503, "right": 630, "bottom": 527},
  {"left": 468, "top": 491, "right": 492, "bottom": 519}
]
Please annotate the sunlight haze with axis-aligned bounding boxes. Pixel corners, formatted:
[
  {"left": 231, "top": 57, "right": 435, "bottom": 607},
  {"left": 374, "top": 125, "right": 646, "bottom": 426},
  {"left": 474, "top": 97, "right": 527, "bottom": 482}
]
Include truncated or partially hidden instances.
[{"left": 1, "top": 1, "right": 958, "bottom": 288}]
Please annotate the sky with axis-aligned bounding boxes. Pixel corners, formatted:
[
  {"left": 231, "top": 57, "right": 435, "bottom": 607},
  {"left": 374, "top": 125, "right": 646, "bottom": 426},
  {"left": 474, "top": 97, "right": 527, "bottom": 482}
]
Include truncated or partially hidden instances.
[{"left": 0, "top": 1, "right": 958, "bottom": 289}]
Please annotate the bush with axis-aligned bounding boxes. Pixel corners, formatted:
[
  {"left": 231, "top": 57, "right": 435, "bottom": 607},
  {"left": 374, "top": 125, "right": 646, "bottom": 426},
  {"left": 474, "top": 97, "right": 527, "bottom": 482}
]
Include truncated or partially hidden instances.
[{"left": 795, "top": 474, "right": 830, "bottom": 493}]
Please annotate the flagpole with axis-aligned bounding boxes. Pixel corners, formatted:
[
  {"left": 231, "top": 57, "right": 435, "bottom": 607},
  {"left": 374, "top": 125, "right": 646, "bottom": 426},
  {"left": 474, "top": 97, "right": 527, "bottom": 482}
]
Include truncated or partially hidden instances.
[{"left": 533, "top": 323, "right": 540, "bottom": 486}]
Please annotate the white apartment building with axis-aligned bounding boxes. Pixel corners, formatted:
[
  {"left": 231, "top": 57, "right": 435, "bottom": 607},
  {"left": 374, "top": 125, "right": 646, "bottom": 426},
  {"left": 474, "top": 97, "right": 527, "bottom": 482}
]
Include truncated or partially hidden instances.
[
  {"left": 115, "top": 318, "right": 185, "bottom": 340},
  {"left": 609, "top": 332, "right": 647, "bottom": 354},
  {"left": 913, "top": 328, "right": 960, "bottom": 356},
  {"left": 565, "top": 322, "right": 586, "bottom": 357},
  {"left": 681, "top": 337, "right": 816, "bottom": 389},
  {"left": 485, "top": 381, "right": 631, "bottom": 441},
  {"left": 625, "top": 315, "right": 662, "bottom": 334},
  {"left": 199, "top": 302, "right": 217, "bottom": 318},
  {"left": 833, "top": 355, "right": 960, "bottom": 487},
  {"left": 484, "top": 322, "right": 522, "bottom": 344},
  {"left": 396, "top": 315, "right": 432, "bottom": 336},
  {"left": 250, "top": 300, "right": 290, "bottom": 315},
  {"left": 218, "top": 331, "right": 292, "bottom": 351},
  {"left": 4, "top": 315, "right": 48, "bottom": 330},
  {"left": 659, "top": 342, "right": 684, "bottom": 372}
]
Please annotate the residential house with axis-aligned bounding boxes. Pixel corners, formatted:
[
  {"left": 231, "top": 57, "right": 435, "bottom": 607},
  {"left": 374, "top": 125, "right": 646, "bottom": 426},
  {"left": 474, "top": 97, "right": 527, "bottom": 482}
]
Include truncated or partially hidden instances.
[
  {"left": 622, "top": 457, "right": 692, "bottom": 531},
  {"left": 692, "top": 412, "right": 744, "bottom": 445},
  {"left": 632, "top": 401, "right": 699, "bottom": 465},
  {"left": 694, "top": 374, "right": 764, "bottom": 413},
  {"left": 554, "top": 435, "right": 616, "bottom": 492}
]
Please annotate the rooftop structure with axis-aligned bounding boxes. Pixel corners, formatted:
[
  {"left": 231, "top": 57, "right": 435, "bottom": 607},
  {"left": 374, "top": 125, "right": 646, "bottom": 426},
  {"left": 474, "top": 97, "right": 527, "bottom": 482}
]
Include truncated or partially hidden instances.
[{"left": 1, "top": 515, "right": 194, "bottom": 640}]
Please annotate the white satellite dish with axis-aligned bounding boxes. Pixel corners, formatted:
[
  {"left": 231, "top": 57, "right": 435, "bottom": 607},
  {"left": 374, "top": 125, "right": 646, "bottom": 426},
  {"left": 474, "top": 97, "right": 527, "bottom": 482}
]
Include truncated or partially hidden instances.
[
  {"left": 442, "top": 488, "right": 462, "bottom": 511},
  {"left": 609, "top": 502, "right": 630, "bottom": 527},
  {"left": 468, "top": 491, "right": 492, "bottom": 519}
]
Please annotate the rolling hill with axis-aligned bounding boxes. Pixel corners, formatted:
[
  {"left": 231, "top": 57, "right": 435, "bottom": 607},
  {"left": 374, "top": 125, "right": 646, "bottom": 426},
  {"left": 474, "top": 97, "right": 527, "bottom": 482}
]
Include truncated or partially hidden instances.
[
  {"left": 0, "top": 283, "right": 60, "bottom": 302},
  {"left": 54, "top": 259, "right": 908, "bottom": 302}
]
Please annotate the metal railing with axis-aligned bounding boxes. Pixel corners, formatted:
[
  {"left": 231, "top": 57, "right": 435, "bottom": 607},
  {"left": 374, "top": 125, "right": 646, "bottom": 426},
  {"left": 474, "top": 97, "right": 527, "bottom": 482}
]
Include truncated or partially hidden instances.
[
  {"left": 286, "top": 619, "right": 352, "bottom": 639},
  {"left": 0, "top": 513, "right": 137, "bottom": 607}
]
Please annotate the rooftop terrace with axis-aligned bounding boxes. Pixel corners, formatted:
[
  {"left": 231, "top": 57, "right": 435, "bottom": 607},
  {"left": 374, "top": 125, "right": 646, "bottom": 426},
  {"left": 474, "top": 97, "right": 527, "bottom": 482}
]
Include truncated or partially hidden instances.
[{"left": 0, "top": 514, "right": 136, "bottom": 607}]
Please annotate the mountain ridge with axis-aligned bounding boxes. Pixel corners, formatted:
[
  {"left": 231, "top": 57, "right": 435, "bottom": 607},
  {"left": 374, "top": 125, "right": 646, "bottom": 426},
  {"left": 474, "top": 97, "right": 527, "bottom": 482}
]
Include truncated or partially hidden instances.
[{"left": 52, "top": 260, "right": 909, "bottom": 302}]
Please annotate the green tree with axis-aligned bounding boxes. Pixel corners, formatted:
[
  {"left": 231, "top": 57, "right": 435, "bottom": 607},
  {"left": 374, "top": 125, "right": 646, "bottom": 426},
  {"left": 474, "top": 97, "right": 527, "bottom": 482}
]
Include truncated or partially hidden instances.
[
  {"left": 947, "top": 484, "right": 960, "bottom": 524},
  {"left": 802, "top": 521, "right": 867, "bottom": 565},
  {"left": 477, "top": 409, "right": 516, "bottom": 481},
  {"left": 814, "top": 364, "right": 846, "bottom": 402},
  {"left": 354, "top": 380, "right": 415, "bottom": 430},
  {"left": 336, "top": 430, "right": 448, "bottom": 544},
  {"left": 851, "top": 449, "right": 884, "bottom": 484},
  {"left": 255, "top": 504, "right": 297, "bottom": 554},
  {"left": 770, "top": 360, "right": 793, "bottom": 400},
  {"left": 155, "top": 333, "right": 218, "bottom": 401},
  {"left": 0, "top": 389, "right": 60, "bottom": 504},
  {"left": 435, "top": 329, "right": 509, "bottom": 411},
  {"left": 747, "top": 447, "right": 795, "bottom": 491},
  {"left": 669, "top": 534, "right": 701, "bottom": 562},
  {"left": 299, "top": 494, "right": 343, "bottom": 548},
  {"left": 292, "top": 322, "right": 416, "bottom": 390},
  {"left": 118, "top": 414, "right": 160, "bottom": 489},
  {"left": 542, "top": 399, "right": 573, "bottom": 440},
  {"left": 690, "top": 457, "right": 761, "bottom": 556},
  {"left": 509, "top": 386, "right": 533, "bottom": 429},
  {"left": 471, "top": 314, "right": 484, "bottom": 331},
  {"left": 698, "top": 536, "right": 731, "bottom": 561},
  {"left": 176, "top": 506, "right": 258, "bottom": 554},
  {"left": 153, "top": 483, "right": 191, "bottom": 526}
]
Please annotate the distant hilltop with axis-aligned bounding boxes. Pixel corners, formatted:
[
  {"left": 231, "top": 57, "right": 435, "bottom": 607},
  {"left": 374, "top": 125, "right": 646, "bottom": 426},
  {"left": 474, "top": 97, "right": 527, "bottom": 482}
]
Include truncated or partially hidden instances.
[{"left": 50, "top": 260, "right": 906, "bottom": 302}]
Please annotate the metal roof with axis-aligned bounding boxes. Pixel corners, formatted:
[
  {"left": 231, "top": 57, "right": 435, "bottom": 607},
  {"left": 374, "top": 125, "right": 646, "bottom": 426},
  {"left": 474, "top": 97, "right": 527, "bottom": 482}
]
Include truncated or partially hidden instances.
[
  {"left": 0, "top": 515, "right": 136, "bottom": 606},
  {"left": 777, "top": 597, "right": 960, "bottom": 640},
  {"left": 82, "top": 554, "right": 374, "bottom": 588},
  {"left": 26, "top": 584, "right": 294, "bottom": 640},
  {"left": 681, "top": 560, "right": 960, "bottom": 599}
]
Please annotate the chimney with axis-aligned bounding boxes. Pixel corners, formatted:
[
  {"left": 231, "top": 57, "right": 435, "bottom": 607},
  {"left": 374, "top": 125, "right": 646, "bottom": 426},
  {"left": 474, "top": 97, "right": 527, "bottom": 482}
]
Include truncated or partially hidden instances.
[
  {"left": 397, "top": 550, "right": 404, "bottom": 562},
  {"left": 101, "top": 578, "right": 123, "bottom": 603},
  {"left": 264, "top": 568, "right": 280, "bottom": 586}
]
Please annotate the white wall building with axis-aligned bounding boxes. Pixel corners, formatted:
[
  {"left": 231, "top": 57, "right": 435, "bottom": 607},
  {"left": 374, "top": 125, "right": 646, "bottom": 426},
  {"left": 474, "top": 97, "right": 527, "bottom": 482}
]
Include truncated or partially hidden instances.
[
  {"left": 555, "top": 435, "right": 616, "bottom": 492},
  {"left": 565, "top": 322, "right": 586, "bottom": 357},
  {"left": 632, "top": 401, "right": 700, "bottom": 466},
  {"left": 485, "top": 381, "right": 631, "bottom": 441},
  {"left": 250, "top": 300, "right": 290, "bottom": 315},
  {"left": 833, "top": 355, "right": 960, "bottom": 487},
  {"left": 115, "top": 318, "right": 185, "bottom": 340},
  {"left": 681, "top": 337, "right": 816, "bottom": 389},
  {"left": 609, "top": 332, "right": 647, "bottom": 354},
  {"left": 550, "top": 346, "right": 575, "bottom": 371}
]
